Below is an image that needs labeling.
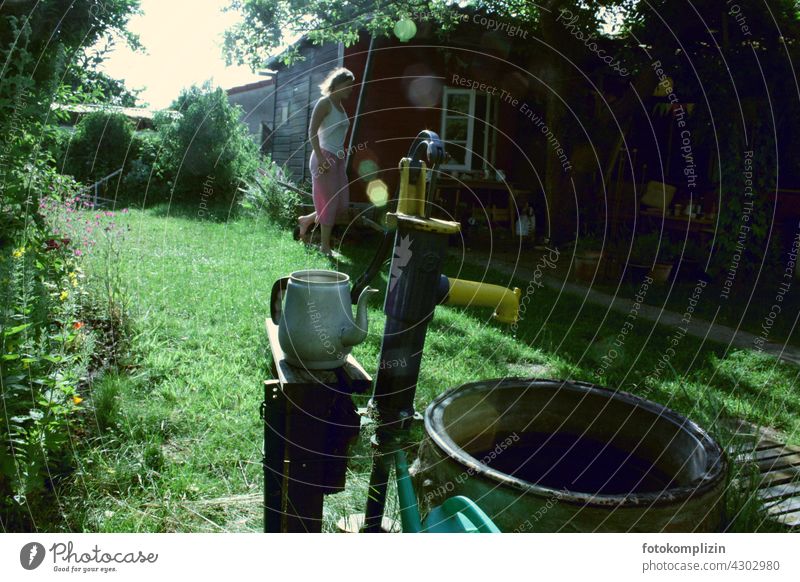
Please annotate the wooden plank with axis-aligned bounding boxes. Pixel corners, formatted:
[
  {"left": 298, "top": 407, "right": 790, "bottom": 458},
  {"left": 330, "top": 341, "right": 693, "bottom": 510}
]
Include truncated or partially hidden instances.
[
  {"left": 743, "top": 447, "right": 800, "bottom": 463},
  {"left": 720, "top": 419, "right": 800, "bottom": 529},
  {"left": 757, "top": 440, "right": 788, "bottom": 451},
  {"left": 774, "top": 510, "right": 800, "bottom": 528},
  {"left": 757, "top": 481, "right": 800, "bottom": 502},
  {"left": 756, "top": 453, "right": 800, "bottom": 472},
  {"left": 765, "top": 496, "right": 800, "bottom": 515},
  {"left": 759, "top": 468, "right": 800, "bottom": 487},
  {"left": 265, "top": 317, "right": 372, "bottom": 393}
]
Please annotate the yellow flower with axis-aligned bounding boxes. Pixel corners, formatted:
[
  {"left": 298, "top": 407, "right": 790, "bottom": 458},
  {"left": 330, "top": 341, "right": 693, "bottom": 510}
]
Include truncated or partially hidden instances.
[
  {"left": 12, "top": 247, "right": 25, "bottom": 259},
  {"left": 72, "top": 395, "right": 83, "bottom": 405},
  {"left": 59, "top": 290, "right": 69, "bottom": 301}
]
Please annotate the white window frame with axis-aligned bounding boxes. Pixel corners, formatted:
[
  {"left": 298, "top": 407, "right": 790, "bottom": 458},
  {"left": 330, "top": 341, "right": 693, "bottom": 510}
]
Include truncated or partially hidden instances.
[
  {"left": 440, "top": 87, "right": 498, "bottom": 172},
  {"left": 441, "top": 88, "right": 475, "bottom": 171}
]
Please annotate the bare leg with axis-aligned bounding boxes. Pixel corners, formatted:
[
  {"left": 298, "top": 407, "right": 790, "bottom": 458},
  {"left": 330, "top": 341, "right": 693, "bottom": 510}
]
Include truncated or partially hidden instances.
[
  {"left": 298, "top": 212, "right": 316, "bottom": 240},
  {"left": 320, "top": 224, "right": 334, "bottom": 255}
]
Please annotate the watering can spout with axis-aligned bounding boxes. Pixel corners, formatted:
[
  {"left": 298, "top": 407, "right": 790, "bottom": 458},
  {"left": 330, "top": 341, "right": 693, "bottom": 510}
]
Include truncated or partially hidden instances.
[{"left": 342, "top": 286, "right": 379, "bottom": 347}]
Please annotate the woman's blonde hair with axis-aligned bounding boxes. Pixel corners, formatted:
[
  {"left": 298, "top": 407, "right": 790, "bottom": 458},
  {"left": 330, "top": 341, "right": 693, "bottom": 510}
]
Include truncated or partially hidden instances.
[{"left": 320, "top": 67, "right": 355, "bottom": 96}]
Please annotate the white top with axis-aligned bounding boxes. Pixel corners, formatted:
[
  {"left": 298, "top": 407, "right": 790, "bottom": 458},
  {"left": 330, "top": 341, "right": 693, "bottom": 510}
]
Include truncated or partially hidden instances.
[
  {"left": 516, "top": 215, "right": 531, "bottom": 236},
  {"left": 318, "top": 98, "right": 349, "bottom": 154}
]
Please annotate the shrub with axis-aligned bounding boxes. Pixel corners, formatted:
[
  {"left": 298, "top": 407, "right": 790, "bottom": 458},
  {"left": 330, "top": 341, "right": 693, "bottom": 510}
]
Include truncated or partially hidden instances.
[
  {"left": 629, "top": 232, "right": 676, "bottom": 265},
  {"left": 1, "top": 190, "right": 131, "bottom": 528},
  {"left": 120, "top": 130, "right": 166, "bottom": 205},
  {"left": 157, "top": 83, "right": 261, "bottom": 205},
  {"left": 239, "top": 159, "right": 301, "bottom": 229},
  {"left": 1, "top": 204, "right": 88, "bottom": 525},
  {"left": 64, "top": 111, "right": 136, "bottom": 184}
]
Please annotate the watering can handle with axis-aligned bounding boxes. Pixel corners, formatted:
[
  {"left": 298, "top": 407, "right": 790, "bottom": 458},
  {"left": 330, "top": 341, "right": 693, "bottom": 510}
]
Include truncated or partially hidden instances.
[{"left": 270, "top": 277, "right": 289, "bottom": 324}]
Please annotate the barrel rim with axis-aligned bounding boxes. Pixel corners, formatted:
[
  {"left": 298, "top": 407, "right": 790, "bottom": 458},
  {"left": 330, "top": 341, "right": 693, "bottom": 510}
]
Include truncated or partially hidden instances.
[{"left": 423, "top": 378, "right": 728, "bottom": 508}]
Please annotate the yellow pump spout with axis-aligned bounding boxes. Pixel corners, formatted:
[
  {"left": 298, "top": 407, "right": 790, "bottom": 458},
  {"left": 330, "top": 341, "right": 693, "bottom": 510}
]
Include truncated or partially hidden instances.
[{"left": 444, "top": 278, "right": 521, "bottom": 324}]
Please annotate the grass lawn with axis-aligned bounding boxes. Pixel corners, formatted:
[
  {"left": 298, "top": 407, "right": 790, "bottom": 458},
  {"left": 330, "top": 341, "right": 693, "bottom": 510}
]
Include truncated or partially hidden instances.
[{"left": 57, "top": 205, "right": 800, "bottom": 532}]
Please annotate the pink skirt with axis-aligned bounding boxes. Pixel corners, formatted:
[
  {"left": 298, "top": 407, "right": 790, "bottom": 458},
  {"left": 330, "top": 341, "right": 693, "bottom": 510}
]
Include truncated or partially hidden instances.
[{"left": 310, "top": 148, "right": 349, "bottom": 226}]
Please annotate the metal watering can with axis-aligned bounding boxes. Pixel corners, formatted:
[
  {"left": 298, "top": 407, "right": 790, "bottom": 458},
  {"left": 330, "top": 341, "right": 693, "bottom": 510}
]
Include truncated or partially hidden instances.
[{"left": 270, "top": 270, "right": 377, "bottom": 370}]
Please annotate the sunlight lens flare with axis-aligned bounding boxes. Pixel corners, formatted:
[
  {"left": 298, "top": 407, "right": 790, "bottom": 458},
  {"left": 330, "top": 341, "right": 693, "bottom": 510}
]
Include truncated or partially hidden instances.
[{"left": 366, "top": 180, "right": 389, "bottom": 207}]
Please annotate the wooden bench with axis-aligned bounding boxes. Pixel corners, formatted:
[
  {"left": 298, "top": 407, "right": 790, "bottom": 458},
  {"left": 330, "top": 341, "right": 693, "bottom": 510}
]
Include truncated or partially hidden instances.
[{"left": 262, "top": 317, "right": 372, "bottom": 532}]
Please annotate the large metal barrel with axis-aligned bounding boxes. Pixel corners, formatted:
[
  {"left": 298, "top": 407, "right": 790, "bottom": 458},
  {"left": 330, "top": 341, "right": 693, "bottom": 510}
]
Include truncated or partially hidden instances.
[{"left": 413, "top": 379, "right": 728, "bottom": 532}]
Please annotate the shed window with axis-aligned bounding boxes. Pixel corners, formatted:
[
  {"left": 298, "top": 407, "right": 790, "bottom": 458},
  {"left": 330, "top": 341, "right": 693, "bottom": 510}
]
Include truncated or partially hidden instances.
[{"left": 440, "top": 87, "right": 498, "bottom": 171}]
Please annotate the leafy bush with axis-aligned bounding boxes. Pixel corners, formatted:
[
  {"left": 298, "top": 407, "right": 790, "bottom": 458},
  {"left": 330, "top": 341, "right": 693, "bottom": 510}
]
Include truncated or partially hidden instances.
[
  {"left": 0, "top": 0, "right": 139, "bottom": 529},
  {"left": 1, "top": 201, "right": 88, "bottom": 525},
  {"left": 1, "top": 189, "right": 132, "bottom": 528},
  {"left": 629, "top": 232, "right": 676, "bottom": 265},
  {"left": 63, "top": 111, "right": 136, "bottom": 183},
  {"left": 120, "top": 130, "right": 166, "bottom": 204},
  {"left": 157, "top": 83, "right": 261, "bottom": 205},
  {"left": 239, "top": 159, "right": 301, "bottom": 229}
]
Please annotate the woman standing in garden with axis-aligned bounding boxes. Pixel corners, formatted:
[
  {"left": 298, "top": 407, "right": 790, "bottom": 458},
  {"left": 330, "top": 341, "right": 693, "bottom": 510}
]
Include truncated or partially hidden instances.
[{"left": 297, "top": 67, "right": 355, "bottom": 256}]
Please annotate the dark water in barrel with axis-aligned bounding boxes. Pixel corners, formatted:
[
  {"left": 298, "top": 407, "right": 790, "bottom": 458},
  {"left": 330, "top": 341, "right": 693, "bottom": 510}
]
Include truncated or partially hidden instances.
[{"left": 472, "top": 432, "right": 675, "bottom": 495}]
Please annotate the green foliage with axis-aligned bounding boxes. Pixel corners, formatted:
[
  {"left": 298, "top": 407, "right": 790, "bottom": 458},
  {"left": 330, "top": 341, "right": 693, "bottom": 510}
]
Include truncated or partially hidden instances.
[
  {"left": 710, "top": 119, "right": 782, "bottom": 282},
  {"left": 0, "top": 1, "right": 141, "bottom": 77},
  {"left": 121, "top": 130, "right": 167, "bottom": 204},
  {"left": 0, "top": 222, "right": 88, "bottom": 524},
  {"left": 1, "top": 194, "right": 134, "bottom": 529},
  {"left": 64, "top": 111, "right": 137, "bottom": 184},
  {"left": 0, "top": 0, "right": 140, "bottom": 530},
  {"left": 630, "top": 232, "right": 676, "bottom": 264},
  {"left": 156, "top": 83, "right": 261, "bottom": 205},
  {"left": 63, "top": 38, "right": 144, "bottom": 107},
  {"left": 223, "top": 1, "right": 621, "bottom": 68},
  {"left": 239, "top": 159, "right": 301, "bottom": 228}
]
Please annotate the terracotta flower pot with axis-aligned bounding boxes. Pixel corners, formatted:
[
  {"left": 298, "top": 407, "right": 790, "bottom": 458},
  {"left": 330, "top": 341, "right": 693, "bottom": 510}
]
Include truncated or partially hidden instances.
[{"left": 628, "top": 262, "right": 673, "bottom": 284}]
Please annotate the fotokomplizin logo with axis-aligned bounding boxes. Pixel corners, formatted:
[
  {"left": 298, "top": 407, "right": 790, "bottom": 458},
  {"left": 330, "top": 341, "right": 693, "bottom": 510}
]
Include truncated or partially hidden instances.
[{"left": 20, "top": 542, "right": 46, "bottom": 570}]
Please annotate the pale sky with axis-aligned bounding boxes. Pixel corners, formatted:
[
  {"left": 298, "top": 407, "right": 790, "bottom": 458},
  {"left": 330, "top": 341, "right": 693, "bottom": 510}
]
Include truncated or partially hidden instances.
[{"left": 99, "top": 0, "right": 267, "bottom": 109}]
